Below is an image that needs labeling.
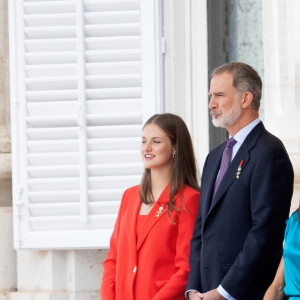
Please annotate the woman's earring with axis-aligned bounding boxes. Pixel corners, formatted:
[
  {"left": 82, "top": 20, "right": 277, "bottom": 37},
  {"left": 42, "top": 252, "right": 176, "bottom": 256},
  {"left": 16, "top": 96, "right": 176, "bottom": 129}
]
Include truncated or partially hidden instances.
[{"left": 172, "top": 152, "right": 175, "bottom": 158}]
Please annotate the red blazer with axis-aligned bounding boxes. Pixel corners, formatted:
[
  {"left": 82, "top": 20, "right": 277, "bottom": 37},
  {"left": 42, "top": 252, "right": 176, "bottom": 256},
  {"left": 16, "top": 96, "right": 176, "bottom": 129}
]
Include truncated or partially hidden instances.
[{"left": 100, "top": 184, "right": 199, "bottom": 300}]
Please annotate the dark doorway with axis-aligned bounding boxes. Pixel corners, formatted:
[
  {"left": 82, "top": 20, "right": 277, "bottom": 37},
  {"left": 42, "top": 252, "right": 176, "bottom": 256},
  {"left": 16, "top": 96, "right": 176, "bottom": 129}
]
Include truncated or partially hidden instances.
[{"left": 207, "top": 0, "right": 229, "bottom": 150}]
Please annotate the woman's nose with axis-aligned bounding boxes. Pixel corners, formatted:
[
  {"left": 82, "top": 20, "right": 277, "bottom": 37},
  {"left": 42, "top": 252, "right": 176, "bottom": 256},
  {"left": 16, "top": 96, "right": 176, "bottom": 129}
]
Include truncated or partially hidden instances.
[
  {"left": 142, "top": 141, "right": 151, "bottom": 151},
  {"left": 145, "top": 142, "right": 152, "bottom": 151}
]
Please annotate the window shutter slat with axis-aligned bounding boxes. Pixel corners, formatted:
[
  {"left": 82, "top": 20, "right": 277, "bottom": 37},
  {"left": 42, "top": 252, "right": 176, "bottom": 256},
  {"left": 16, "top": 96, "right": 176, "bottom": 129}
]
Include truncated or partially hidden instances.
[
  {"left": 85, "top": 11, "right": 139, "bottom": 24},
  {"left": 28, "top": 165, "right": 79, "bottom": 178},
  {"left": 25, "top": 14, "right": 76, "bottom": 27},
  {"left": 25, "top": 52, "right": 77, "bottom": 64},
  {"left": 26, "top": 64, "right": 77, "bottom": 77},
  {"left": 25, "top": 26, "right": 77, "bottom": 39}
]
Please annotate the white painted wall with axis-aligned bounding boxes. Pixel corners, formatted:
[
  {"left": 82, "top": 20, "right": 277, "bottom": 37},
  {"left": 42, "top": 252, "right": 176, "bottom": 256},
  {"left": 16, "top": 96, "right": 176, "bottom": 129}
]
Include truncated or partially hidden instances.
[{"left": 263, "top": 0, "right": 300, "bottom": 212}]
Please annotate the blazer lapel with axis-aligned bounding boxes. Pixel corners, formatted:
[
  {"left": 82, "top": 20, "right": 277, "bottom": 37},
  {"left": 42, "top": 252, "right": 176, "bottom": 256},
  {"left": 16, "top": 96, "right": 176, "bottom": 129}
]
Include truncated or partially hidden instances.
[
  {"left": 207, "top": 122, "right": 265, "bottom": 218},
  {"left": 125, "top": 188, "right": 141, "bottom": 259},
  {"left": 136, "top": 185, "right": 170, "bottom": 251}
]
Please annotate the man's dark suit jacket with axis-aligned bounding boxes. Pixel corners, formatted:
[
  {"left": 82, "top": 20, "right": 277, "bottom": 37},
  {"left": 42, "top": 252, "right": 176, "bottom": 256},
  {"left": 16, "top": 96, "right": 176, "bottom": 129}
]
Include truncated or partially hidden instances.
[{"left": 186, "top": 122, "right": 294, "bottom": 299}]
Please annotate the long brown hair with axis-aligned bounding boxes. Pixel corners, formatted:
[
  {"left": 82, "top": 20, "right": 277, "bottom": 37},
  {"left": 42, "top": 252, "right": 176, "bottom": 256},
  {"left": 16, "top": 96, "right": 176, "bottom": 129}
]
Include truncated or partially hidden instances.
[{"left": 139, "top": 113, "right": 200, "bottom": 214}]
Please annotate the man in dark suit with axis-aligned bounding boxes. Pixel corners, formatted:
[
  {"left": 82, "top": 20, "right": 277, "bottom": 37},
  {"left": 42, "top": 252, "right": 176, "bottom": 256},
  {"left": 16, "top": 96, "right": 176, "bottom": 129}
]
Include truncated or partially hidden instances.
[{"left": 186, "top": 62, "right": 294, "bottom": 300}]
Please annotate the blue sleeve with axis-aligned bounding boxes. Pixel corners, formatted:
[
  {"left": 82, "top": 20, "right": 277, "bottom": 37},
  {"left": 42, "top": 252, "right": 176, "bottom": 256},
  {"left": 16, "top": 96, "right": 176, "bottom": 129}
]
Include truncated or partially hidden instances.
[{"left": 284, "top": 210, "right": 299, "bottom": 240}]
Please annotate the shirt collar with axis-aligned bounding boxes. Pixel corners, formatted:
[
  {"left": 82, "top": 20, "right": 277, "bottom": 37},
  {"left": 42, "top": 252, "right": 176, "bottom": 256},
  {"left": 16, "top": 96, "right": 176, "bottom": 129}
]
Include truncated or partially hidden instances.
[{"left": 230, "top": 118, "right": 261, "bottom": 145}]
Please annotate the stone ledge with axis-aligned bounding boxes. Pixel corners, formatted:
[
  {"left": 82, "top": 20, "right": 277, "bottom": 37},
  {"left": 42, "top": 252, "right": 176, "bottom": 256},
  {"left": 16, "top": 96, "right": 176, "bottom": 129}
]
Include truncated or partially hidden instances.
[
  {"left": 0, "top": 290, "right": 15, "bottom": 300},
  {"left": 8, "top": 292, "right": 100, "bottom": 300}
]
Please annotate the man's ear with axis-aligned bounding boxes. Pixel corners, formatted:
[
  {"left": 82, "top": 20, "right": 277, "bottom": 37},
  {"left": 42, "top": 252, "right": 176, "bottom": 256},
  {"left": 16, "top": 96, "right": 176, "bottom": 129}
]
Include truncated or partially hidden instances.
[{"left": 241, "top": 92, "right": 253, "bottom": 108}]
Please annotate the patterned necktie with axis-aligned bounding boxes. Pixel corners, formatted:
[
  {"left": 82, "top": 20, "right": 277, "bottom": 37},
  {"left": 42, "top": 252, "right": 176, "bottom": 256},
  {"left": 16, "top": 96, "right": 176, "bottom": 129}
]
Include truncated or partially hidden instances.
[{"left": 213, "top": 137, "right": 237, "bottom": 198}]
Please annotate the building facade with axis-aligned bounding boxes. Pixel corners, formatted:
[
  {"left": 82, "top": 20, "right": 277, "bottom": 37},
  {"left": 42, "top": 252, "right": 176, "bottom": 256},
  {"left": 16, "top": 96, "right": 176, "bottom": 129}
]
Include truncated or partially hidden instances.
[{"left": 0, "top": 0, "right": 299, "bottom": 298}]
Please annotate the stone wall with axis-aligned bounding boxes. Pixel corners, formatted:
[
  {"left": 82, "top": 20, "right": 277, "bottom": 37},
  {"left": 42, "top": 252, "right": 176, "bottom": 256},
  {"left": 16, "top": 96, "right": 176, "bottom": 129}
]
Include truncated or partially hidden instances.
[
  {"left": 0, "top": 0, "right": 17, "bottom": 298},
  {"left": 227, "top": 0, "right": 265, "bottom": 118},
  {"left": 0, "top": 0, "right": 11, "bottom": 203},
  {"left": 9, "top": 250, "right": 106, "bottom": 299}
]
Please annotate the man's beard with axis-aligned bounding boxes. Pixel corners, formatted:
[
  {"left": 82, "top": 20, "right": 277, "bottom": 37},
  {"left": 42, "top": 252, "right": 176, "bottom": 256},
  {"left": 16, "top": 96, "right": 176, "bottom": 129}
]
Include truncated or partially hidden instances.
[{"left": 211, "top": 99, "right": 242, "bottom": 128}]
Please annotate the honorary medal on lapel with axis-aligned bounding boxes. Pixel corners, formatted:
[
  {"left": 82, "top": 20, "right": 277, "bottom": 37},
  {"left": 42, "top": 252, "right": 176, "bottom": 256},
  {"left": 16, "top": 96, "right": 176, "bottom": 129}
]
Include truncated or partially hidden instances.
[{"left": 236, "top": 160, "right": 244, "bottom": 179}]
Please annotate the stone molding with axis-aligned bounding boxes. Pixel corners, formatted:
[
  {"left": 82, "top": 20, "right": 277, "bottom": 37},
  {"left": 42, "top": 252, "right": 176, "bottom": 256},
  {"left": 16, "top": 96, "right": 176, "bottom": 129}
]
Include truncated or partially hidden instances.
[
  {"left": 0, "top": 0, "right": 12, "bottom": 211},
  {"left": 262, "top": 0, "right": 300, "bottom": 210},
  {"left": 0, "top": 0, "right": 11, "bottom": 155}
]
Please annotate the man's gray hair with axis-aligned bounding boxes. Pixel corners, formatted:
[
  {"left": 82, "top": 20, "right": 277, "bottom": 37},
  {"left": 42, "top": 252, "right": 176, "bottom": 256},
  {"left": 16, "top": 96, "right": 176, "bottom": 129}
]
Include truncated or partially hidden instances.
[{"left": 211, "top": 62, "right": 262, "bottom": 111}]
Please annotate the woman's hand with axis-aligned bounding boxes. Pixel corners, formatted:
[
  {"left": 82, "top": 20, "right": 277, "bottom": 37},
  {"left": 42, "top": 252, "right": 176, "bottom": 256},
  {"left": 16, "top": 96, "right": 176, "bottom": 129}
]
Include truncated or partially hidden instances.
[{"left": 263, "top": 257, "right": 285, "bottom": 300}]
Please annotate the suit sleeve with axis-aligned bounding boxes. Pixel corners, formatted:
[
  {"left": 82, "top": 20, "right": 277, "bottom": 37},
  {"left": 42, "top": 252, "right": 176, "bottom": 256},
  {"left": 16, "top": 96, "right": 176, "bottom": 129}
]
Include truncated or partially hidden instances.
[
  {"left": 221, "top": 144, "right": 294, "bottom": 298},
  {"left": 100, "top": 190, "right": 127, "bottom": 300},
  {"left": 152, "top": 190, "right": 200, "bottom": 300},
  {"left": 185, "top": 157, "right": 208, "bottom": 293}
]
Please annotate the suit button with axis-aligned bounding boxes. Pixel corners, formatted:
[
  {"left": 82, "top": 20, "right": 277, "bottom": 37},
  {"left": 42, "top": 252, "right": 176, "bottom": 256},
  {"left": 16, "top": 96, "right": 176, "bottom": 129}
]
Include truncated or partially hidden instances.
[
  {"left": 202, "top": 239, "right": 207, "bottom": 246},
  {"left": 133, "top": 266, "right": 137, "bottom": 273}
]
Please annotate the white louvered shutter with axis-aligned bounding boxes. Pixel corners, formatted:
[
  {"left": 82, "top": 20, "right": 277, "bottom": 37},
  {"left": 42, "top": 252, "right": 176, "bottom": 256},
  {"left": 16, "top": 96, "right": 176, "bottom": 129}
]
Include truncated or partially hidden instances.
[{"left": 9, "top": 0, "right": 164, "bottom": 249}]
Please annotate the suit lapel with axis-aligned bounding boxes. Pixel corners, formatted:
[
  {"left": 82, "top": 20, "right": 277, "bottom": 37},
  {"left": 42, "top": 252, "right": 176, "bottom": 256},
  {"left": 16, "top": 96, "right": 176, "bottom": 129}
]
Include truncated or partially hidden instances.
[
  {"left": 206, "top": 122, "right": 265, "bottom": 219},
  {"left": 203, "top": 148, "right": 224, "bottom": 219},
  {"left": 136, "top": 185, "right": 170, "bottom": 251},
  {"left": 208, "top": 148, "right": 250, "bottom": 215}
]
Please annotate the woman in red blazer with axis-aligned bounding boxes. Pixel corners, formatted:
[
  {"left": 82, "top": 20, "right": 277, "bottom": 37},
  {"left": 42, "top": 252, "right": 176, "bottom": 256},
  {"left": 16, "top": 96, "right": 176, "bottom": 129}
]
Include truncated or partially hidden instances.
[{"left": 100, "top": 113, "right": 200, "bottom": 300}]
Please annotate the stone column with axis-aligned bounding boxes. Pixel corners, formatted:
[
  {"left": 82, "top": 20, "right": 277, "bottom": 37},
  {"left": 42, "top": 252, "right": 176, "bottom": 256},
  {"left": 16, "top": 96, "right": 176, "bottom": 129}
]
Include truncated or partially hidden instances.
[
  {"left": 0, "top": 0, "right": 17, "bottom": 297},
  {"left": 164, "top": 0, "right": 209, "bottom": 169},
  {"left": 263, "top": 0, "right": 300, "bottom": 211}
]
